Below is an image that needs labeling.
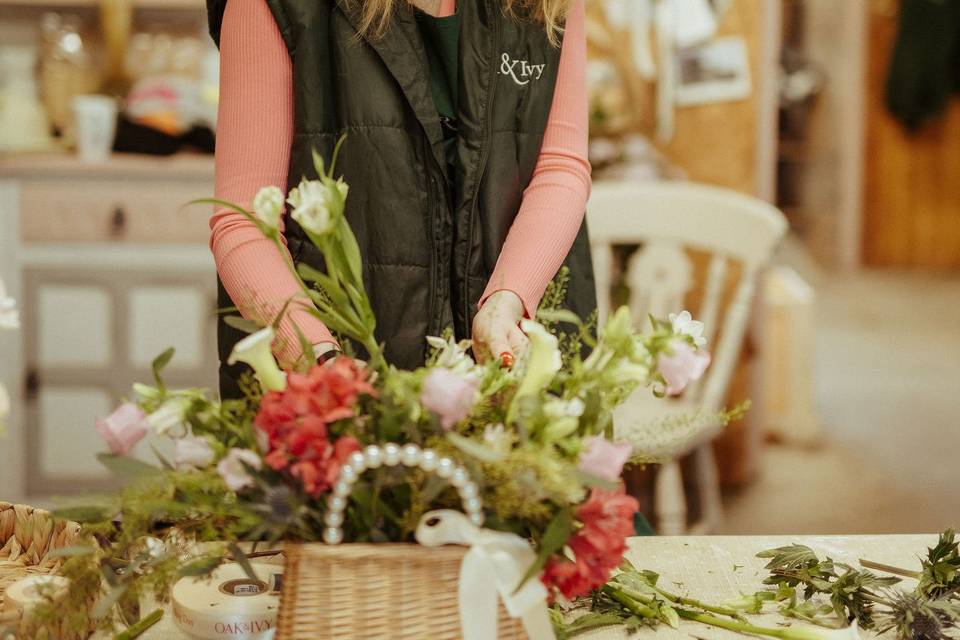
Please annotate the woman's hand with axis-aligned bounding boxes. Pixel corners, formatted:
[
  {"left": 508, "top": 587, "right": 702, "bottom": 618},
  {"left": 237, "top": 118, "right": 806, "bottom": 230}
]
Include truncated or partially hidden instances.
[{"left": 472, "top": 290, "right": 529, "bottom": 365}]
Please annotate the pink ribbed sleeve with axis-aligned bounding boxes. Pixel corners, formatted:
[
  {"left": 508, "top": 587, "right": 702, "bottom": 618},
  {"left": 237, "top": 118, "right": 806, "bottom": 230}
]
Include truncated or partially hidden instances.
[
  {"left": 479, "top": 0, "right": 592, "bottom": 317},
  {"left": 212, "top": 0, "right": 335, "bottom": 366}
]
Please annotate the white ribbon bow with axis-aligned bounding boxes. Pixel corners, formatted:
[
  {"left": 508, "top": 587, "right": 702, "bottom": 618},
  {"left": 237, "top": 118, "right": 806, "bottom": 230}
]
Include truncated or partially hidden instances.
[{"left": 415, "top": 510, "right": 556, "bottom": 640}]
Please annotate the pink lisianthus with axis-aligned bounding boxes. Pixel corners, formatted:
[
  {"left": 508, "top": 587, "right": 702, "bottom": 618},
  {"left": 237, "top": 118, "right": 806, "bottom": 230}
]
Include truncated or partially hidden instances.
[
  {"left": 578, "top": 436, "right": 633, "bottom": 482},
  {"left": 657, "top": 339, "right": 711, "bottom": 396},
  {"left": 420, "top": 368, "right": 479, "bottom": 431},
  {"left": 217, "top": 448, "right": 263, "bottom": 492},
  {"left": 95, "top": 403, "right": 149, "bottom": 456}
]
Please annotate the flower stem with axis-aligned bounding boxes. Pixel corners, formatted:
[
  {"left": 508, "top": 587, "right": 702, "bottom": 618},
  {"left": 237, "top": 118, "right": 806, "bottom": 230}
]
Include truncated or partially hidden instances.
[
  {"left": 651, "top": 584, "right": 745, "bottom": 619},
  {"left": 606, "top": 584, "right": 833, "bottom": 640},
  {"left": 113, "top": 608, "right": 163, "bottom": 639},
  {"left": 858, "top": 558, "right": 921, "bottom": 580}
]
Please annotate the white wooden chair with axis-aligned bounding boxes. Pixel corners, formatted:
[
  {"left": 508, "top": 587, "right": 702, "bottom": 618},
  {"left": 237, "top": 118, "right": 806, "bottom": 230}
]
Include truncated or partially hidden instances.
[{"left": 587, "top": 180, "right": 788, "bottom": 535}]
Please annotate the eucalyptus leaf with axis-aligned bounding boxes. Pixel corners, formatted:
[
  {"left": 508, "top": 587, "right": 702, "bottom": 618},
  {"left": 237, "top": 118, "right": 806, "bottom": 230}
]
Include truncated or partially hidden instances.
[
  {"left": 46, "top": 545, "right": 97, "bottom": 559},
  {"left": 177, "top": 555, "right": 224, "bottom": 577},
  {"left": 224, "top": 315, "right": 262, "bottom": 335},
  {"left": 517, "top": 508, "right": 573, "bottom": 590},
  {"left": 228, "top": 543, "right": 259, "bottom": 583},
  {"left": 537, "top": 309, "right": 582, "bottom": 327},
  {"left": 96, "top": 453, "right": 164, "bottom": 480},
  {"left": 52, "top": 504, "right": 116, "bottom": 524},
  {"left": 446, "top": 432, "right": 505, "bottom": 463},
  {"left": 151, "top": 347, "right": 175, "bottom": 389}
]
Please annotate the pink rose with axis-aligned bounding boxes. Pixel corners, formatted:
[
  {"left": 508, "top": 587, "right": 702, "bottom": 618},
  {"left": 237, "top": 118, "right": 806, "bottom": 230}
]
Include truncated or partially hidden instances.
[
  {"left": 578, "top": 436, "right": 633, "bottom": 482},
  {"left": 217, "top": 448, "right": 262, "bottom": 492},
  {"left": 174, "top": 435, "right": 215, "bottom": 470},
  {"left": 420, "top": 368, "right": 479, "bottom": 431},
  {"left": 95, "top": 403, "right": 148, "bottom": 456},
  {"left": 657, "top": 339, "right": 711, "bottom": 396}
]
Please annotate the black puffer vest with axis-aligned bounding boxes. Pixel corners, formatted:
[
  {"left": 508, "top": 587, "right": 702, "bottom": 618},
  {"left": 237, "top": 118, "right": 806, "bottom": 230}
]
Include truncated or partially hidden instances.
[{"left": 208, "top": 0, "right": 597, "bottom": 397}]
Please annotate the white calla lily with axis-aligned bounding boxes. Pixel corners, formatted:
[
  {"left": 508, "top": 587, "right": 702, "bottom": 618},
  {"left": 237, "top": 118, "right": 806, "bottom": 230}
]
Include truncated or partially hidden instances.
[
  {"left": 227, "top": 327, "right": 287, "bottom": 392},
  {"left": 514, "top": 319, "right": 562, "bottom": 401},
  {"left": 252, "top": 186, "right": 284, "bottom": 230}
]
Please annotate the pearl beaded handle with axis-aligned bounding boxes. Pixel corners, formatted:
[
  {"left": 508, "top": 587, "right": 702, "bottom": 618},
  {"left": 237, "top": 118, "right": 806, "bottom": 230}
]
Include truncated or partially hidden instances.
[{"left": 322, "top": 443, "right": 484, "bottom": 545}]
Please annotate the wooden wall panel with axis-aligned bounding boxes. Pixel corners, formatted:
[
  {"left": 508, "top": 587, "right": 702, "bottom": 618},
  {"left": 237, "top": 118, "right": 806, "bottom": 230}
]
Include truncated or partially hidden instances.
[
  {"left": 863, "top": 6, "right": 960, "bottom": 268},
  {"left": 662, "top": 0, "right": 766, "bottom": 195}
]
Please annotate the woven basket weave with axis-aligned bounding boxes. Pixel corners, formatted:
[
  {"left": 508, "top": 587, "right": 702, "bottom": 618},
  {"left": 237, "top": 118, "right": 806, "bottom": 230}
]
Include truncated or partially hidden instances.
[
  {"left": 275, "top": 542, "right": 528, "bottom": 640},
  {"left": 0, "top": 502, "right": 80, "bottom": 635}
]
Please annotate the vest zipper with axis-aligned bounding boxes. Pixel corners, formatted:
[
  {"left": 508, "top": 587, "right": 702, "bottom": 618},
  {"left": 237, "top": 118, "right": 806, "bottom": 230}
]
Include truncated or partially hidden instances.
[{"left": 462, "top": 8, "right": 499, "bottom": 333}]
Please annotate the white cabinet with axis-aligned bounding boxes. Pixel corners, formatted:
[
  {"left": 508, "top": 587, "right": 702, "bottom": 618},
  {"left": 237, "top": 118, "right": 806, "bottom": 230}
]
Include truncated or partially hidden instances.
[{"left": 0, "top": 153, "right": 218, "bottom": 501}]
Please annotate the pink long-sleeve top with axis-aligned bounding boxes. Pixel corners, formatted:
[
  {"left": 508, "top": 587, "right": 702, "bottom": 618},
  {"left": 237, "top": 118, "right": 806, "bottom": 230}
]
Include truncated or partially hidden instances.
[{"left": 212, "top": 0, "right": 591, "bottom": 365}]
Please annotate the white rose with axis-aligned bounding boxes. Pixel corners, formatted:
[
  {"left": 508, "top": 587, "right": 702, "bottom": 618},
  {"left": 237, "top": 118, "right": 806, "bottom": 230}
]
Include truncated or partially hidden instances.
[
  {"left": 252, "top": 186, "right": 284, "bottom": 230},
  {"left": 287, "top": 178, "right": 335, "bottom": 236},
  {"left": 147, "top": 397, "right": 191, "bottom": 436}
]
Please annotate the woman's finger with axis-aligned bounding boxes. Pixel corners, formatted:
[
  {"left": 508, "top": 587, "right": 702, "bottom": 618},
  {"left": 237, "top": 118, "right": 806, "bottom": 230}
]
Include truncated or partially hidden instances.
[
  {"left": 507, "top": 324, "right": 529, "bottom": 358},
  {"left": 486, "top": 324, "right": 514, "bottom": 366}
]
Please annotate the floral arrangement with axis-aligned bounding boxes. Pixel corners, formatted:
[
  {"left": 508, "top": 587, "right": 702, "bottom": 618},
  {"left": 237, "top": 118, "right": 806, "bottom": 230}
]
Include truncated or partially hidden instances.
[{"left": 30, "top": 144, "right": 724, "bottom": 637}]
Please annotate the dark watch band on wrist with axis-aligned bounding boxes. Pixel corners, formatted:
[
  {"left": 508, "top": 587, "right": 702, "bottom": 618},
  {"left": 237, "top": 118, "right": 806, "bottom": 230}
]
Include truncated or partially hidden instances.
[{"left": 315, "top": 347, "right": 341, "bottom": 365}]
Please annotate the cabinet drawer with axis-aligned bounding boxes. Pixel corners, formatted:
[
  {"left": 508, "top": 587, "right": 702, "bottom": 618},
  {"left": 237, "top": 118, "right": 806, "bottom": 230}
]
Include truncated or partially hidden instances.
[{"left": 20, "top": 178, "right": 214, "bottom": 243}]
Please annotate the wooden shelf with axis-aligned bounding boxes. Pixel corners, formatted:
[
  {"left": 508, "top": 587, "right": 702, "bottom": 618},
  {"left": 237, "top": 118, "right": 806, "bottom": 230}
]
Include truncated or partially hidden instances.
[
  {"left": 0, "top": 0, "right": 202, "bottom": 9},
  {"left": 0, "top": 151, "right": 214, "bottom": 180}
]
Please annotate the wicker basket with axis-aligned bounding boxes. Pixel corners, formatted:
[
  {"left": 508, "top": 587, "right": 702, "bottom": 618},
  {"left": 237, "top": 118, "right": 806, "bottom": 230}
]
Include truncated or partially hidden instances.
[
  {"left": 275, "top": 542, "right": 527, "bottom": 640},
  {"left": 0, "top": 502, "right": 80, "bottom": 635}
]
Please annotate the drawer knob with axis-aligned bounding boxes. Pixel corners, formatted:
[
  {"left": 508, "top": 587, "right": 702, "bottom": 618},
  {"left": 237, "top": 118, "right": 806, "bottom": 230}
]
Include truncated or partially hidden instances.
[
  {"left": 111, "top": 205, "right": 127, "bottom": 236},
  {"left": 24, "top": 367, "right": 40, "bottom": 401}
]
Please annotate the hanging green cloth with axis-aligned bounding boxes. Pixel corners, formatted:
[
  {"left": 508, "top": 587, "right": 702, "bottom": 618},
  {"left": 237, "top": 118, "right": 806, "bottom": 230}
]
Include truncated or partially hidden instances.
[{"left": 885, "top": 0, "right": 960, "bottom": 130}]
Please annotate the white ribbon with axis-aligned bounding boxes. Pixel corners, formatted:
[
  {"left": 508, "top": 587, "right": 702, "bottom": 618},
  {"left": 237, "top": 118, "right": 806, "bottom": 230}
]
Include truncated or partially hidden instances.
[{"left": 415, "top": 510, "right": 556, "bottom": 640}]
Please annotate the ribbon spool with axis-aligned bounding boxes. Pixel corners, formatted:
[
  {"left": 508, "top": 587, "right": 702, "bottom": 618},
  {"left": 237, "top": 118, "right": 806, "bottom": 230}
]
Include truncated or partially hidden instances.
[
  {"left": 322, "top": 443, "right": 484, "bottom": 544},
  {"left": 2, "top": 575, "right": 70, "bottom": 617},
  {"left": 171, "top": 562, "right": 281, "bottom": 640}
]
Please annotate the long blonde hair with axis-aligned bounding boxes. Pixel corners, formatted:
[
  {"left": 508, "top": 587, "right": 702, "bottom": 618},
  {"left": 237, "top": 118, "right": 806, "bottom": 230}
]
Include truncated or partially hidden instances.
[{"left": 349, "top": 0, "right": 572, "bottom": 45}]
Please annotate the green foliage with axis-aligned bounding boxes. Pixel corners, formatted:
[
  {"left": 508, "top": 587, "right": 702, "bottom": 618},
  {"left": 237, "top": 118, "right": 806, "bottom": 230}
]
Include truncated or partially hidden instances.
[
  {"left": 918, "top": 529, "right": 960, "bottom": 600},
  {"left": 757, "top": 543, "right": 900, "bottom": 627}
]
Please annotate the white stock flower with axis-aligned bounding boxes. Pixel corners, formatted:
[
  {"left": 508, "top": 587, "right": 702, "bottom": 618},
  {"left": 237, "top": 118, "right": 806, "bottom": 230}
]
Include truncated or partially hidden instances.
[
  {"left": 669, "top": 310, "right": 706, "bottom": 347},
  {"left": 482, "top": 423, "right": 513, "bottom": 455},
  {"left": 227, "top": 327, "right": 287, "bottom": 392},
  {"left": 287, "top": 178, "right": 336, "bottom": 236},
  {"left": 252, "top": 186, "right": 284, "bottom": 230},
  {"left": 217, "top": 448, "right": 262, "bottom": 492},
  {"left": 0, "top": 278, "right": 20, "bottom": 331},
  {"left": 426, "top": 335, "right": 477, "bottom": 374},
  {"left": 174, "top": 435, "right": 216, "bottom": 470},
  {"left": 147, "top": 397, "right": 191, "bottom": 436}
]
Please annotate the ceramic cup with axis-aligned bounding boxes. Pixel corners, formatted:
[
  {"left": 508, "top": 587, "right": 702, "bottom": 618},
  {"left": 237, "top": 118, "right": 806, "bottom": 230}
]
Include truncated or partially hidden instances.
[{"left": 72, "top": 95, "right": 118, "bottom": 162}]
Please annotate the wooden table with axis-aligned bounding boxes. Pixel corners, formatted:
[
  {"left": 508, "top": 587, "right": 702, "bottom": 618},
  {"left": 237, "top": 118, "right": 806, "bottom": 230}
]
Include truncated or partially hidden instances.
[{"left": 133, "top": 534, "right": 939, "bottom": 640}]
